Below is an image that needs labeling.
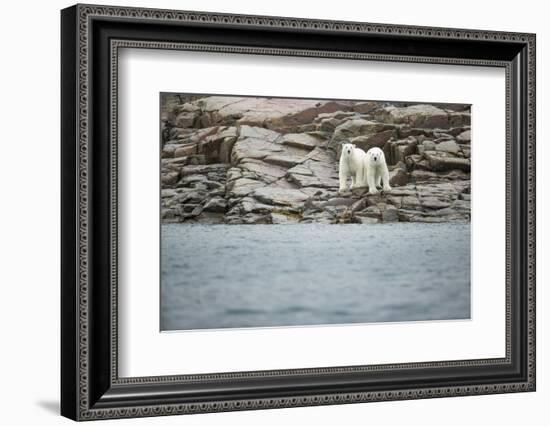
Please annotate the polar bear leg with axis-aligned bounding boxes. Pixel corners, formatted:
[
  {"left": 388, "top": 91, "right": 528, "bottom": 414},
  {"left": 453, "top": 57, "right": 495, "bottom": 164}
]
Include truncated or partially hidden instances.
[
  {"left": 381, "top": 165, "right": 391, "bottom": 192},
  {"left": 352, "top": 168, "right": 363, "bottom": 189},
  {"left": 367, "top": 167, "right": 378, "bottom": 194},
  {"left": 376, "top": 173, "right": 382, "bottom": 189},
  {"left": 339, "top": 161, "right": 347, "bottom": 191},
  {"left": 357, "top": 163, "right": 367, "bottom": 188},
  {"left": 355, "top": 162, "right": 364, "bottom": 188}
]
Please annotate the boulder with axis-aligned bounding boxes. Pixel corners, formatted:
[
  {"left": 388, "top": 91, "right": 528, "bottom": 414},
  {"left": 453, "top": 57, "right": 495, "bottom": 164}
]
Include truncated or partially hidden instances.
[
  {"left": 317, "top": 117, "right": 344, "bottom": 132},
  {"left": 405, "top": 154, "right": 431, "bottom": 171},
  {"left": 456, "top": 130, "right": 471, "bottom": 143},
  {"left": 174, "top": 102, "right": 200, "bottom": 114},
  {"left": 350, "top": 129, "right": 397, "bottom": 152},
  {"left": 161, "top": 208, "right": 178, "bottom": 221},
  {"left": 375, "top": 104, "right": 451, "bottom": 128},
  {"left": 161, "top": 188, "right": 177, "bottom": 198},
  {"left": 251, "top": 187, "right": 310, "bottom": 207},
  {"left": 203, "top": 197, "right": 227, "bottom": 213},
  {"left": 332, "top": 119, "right": 385, "bottom": 143},
  {"left": 352, "top": 101, "right": 378, "bottom": 113},
  {"left": 384, "top": 137, "right": 418, "bottom": 164},
  {"left": 417, "top": 139, "right": 436, "bottom": 155},
  {"left": 174, "top": 111, "right": 197, "bottom": 128},
  {"left": 435, "top": 140, "right": 460, "bottom": 155},
  {"left": 161, "top": 144, "right": 184, "bottom": 158},
  {"left": 161, "top": 171, "right": 179, "bottom": 186},
  {"left": 389, "top": 168, "right": 410, "bottom": 187},
  {"left": 423, "top": 151, "right": 471, "bottom": 172}
]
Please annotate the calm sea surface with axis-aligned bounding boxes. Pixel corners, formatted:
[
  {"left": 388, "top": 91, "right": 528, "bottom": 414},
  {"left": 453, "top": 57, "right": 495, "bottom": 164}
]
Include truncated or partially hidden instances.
[{"left": 161, "top": 223, "right": 470, "bottom": 331}]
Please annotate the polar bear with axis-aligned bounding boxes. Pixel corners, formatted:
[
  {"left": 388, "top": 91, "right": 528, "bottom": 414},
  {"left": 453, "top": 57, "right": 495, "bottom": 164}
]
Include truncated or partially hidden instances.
[
  {"left": 364, "top": 147, "right": 391, "bottom": 194},
  {"left": 339, "top": 142, "right": 367, "bottom": 191}
]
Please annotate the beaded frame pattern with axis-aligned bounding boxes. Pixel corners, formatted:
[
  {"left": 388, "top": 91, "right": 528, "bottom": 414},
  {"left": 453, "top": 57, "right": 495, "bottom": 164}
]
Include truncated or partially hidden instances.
[{"left": 74, "top": 4, "right": 535, "bottom": 420}]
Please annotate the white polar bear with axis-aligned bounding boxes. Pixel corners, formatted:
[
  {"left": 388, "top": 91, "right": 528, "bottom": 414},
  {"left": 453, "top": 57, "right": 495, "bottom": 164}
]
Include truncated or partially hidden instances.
[
  {"left": 364, "top": 147, "right": 391, "bottom": 194},
  {"left": 339, "top": 142, "right": 367, "bottom": 191}
]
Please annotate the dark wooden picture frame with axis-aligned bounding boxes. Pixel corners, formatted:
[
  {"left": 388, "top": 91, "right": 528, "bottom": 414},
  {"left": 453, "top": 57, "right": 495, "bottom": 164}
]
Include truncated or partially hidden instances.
[{"left": 61, "top": 3, "right": 536, "bottom": 421}]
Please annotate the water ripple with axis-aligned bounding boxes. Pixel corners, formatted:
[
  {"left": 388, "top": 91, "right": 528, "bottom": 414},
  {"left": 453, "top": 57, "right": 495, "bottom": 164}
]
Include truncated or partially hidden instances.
[{"left": 161, "top": 223, "right": 470, "bottom": 331}]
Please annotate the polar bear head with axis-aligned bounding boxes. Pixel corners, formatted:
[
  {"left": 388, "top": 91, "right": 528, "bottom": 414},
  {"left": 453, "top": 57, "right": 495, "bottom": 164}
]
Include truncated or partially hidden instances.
[
  {"left": 341, "top": 142, "right": 355, "bottom": 159},
  {"left": 367, "top": 147, "right": 385, "bottom": 164}
]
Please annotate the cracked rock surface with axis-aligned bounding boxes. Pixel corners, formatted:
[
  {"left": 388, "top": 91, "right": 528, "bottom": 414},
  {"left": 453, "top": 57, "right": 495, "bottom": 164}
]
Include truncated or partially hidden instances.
[{"left": 161, "top": 96, "right": 471, "bottom": 224}]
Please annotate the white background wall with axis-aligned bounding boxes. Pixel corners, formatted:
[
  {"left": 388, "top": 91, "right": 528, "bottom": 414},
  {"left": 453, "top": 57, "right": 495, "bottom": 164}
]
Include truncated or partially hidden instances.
[{"left": 0, "top": 0, "right": 547, "bottom": 424}]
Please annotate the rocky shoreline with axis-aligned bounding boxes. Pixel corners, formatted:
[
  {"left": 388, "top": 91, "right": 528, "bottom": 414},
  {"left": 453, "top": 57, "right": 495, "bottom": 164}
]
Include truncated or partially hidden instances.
[{"left": 161, "top": 96, "right": 471, "bottom": 224}]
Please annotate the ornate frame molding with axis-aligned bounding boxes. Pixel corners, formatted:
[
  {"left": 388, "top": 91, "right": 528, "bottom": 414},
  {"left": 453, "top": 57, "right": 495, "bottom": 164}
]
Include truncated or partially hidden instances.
[{"left": 61, "top": 4, "right": 536, "bottom": 421}]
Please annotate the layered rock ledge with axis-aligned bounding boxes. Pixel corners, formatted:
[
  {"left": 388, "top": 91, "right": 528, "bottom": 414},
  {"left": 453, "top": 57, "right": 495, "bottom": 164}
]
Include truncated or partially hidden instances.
[{"left": 161, "top": 96, "right": 471, "bottom": 224}]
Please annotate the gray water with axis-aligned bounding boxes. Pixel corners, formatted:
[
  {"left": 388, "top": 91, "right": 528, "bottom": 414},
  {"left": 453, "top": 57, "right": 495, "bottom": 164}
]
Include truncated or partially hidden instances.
[{"left": 161, "top": 223, "right": 470, "bottom": 331}]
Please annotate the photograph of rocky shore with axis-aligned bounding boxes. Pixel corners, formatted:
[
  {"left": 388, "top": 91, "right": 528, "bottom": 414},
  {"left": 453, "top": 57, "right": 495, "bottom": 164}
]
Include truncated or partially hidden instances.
[
  {"left": 160, "top": 94, "right": 471, "bottom": 331},
  {"left": 161, "top": 95, "right": 471, "bottom": 225}
]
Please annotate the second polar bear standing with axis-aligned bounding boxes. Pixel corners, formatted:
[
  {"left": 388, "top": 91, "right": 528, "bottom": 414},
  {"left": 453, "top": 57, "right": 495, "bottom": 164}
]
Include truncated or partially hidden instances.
[
  {"left": 364, "top": 147, "right": 391, "bottom": 195},
  {"left": 338, "top": 143, "right": 391, "bottom": 194}
]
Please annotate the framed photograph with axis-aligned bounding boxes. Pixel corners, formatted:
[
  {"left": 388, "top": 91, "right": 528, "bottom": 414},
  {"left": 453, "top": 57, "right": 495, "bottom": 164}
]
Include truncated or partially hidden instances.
[{"left": 61, "top": 4, "right": 536, "bottom": 421}]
